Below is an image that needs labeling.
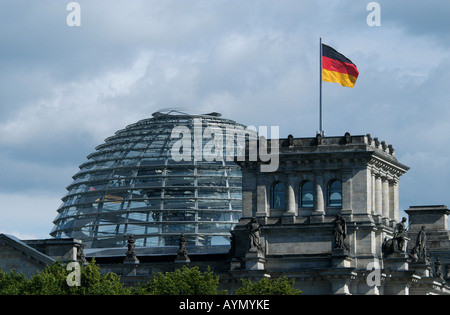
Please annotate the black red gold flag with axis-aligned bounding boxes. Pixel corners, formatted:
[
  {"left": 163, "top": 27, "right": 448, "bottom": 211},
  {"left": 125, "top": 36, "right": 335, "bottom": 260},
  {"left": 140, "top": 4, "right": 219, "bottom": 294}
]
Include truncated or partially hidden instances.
[{"left": 322, "top": 44, "right": 359, "bottom": 88}]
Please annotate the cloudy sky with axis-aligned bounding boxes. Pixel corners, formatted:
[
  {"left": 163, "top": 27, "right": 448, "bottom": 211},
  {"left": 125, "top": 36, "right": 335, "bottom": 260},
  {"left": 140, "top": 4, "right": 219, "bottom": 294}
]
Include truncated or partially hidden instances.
[{"left": 0, "top": 0, "right": 449, "bottom": 239}]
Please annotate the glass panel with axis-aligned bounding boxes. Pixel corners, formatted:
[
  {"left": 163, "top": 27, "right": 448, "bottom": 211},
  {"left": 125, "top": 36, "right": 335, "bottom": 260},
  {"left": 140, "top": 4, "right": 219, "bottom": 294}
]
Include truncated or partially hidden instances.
[
  {"left": 129, "top": 200, "right": 148, "bottom": 209},
  {"left": 197, "top": 190, "right": 229, "bottom": 199},
  {"left": 137, "top": 168, "right": 163, "bottom": 176},
  {"left": 197, "top": 200, "right": 230, "bottom": 210},
  {"left": 300, "top": 181, "right": 314, "bottom": 208},
  {"left": 328, "top": 180, "right": 342, "bottom": 207},
  {"left": 197, "top": 176, "right": 227, "bottom": 187},
  {"left": 198, "top": 223, "right": 232, "bottom": 233},
  {"left": 228, "top": 178, "right": 241, "bottom": 187},
  {"left": 161, "top": 211, "right": 196, "bottom": 221},
  {"left": 165, "top": 176, "right": 194, "bottom": 187},
  {"left": 230, "top": 199, "right": 242, "bottom": 210},
  {"left": 272, "top": 182, "right": 285, "bottom": 208},
  {"left": 144, "top": 237, "right": 159, "bottom": 246},
  {"left": 126, "top": 224, "right": 146, "bottom": 235},
  {"left": 125, "top": 150, "right": 142, "bottom": 158},
  {"left": 197, "top": 211, "right": 231, "bottom": 222},
  {"left": 162, "top": 224, "right": 195, "bottom": 233},
  {"left": 90, "top": 171, "right": 113, "bottom": 181},
  {"left": 229, "top": 191, "right": 242, "bottom": 199},
  {"left": 102, "top": 201, "right": 125, "bottom": 211},
  {"left": 329, "top": 192, "right": 342, "bottom": 207},
  {"left": 163, "top": 200, "right": 195, "bottom": 210},
  {"left": 140, "top": 157, "right": 166, "bottom": 165},
  {"left": 166, "top": 168, "right": 195, "bottom": 176},
  {"left": 127, "top": 212, "right": 147, "bottom": 221},
  {"left": 135, "top": 177, "right": 163, "bottom": 187},
  {"left": 164, "top": 189, "right": 194, "bottom": 198},
  {"left": 197, "top": 169, "right": 224, "bottom": 176},
  {"left": 209, "top": 236, "right": 230, "bottom": 246}
]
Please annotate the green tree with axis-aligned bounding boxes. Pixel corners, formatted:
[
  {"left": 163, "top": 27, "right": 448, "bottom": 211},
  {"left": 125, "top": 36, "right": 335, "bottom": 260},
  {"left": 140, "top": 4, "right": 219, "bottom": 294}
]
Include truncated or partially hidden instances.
[
  {"left": 76, "top": 259, "right": 128, "bottom": 295},
  {"left": 0, "top": 259, "right": 129, "bottom": 295},
  {"left": 135, "top": 265, "right": 223, "bottom": 295},
  {"left": 0, "top": 269, "right": 27, "bottom": 295},
  {"left": 234, "top": 276, "right": 302, "bottom": 295},
  {"left": 26, "top": 262, "right": 74, "bottom": 295}
]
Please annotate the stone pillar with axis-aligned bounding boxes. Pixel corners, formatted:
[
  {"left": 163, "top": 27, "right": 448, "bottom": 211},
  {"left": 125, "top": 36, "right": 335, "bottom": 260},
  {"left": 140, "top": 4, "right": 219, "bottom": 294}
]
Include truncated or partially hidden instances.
[
  {"left": 382, "top": 177, "right": 390, "bottom": 219},
  {"left": 371, "top": 172, "right": 376, "bottom": 215},
  {"left": 313, "top": 174, "right": 325, "bottom": 215},
  {"left": 320, "top": 270, "right": 357, "bottom": 295},
  {"left": 123, "top": 235, "right": 140, "bottom": 276},
  {"left": 284, "top": 175, "right": 296, "bottom": 216},
  {"left": 241, "top": 168, "right": 256, "bottom": 218},
  {"left": 341, "top": 172, "right": 352, "bottom": 212},
  {"left": 375, "top": 175, "right": 382, "bottom": 216},
  {"left": 389, "top": 180, "right": 399, "bottom": 222},
  {"left": 245, "top": 251, "right": 266, "bottom": 270},
  {"left": 256, "top": 174, "right": 268, "bottom": 217}
]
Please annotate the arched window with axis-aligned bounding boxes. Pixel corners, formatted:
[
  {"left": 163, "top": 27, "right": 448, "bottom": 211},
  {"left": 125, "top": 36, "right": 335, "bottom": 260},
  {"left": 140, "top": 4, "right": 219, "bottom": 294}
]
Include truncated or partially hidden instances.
[
  {"left": 271, "top": 182, "right": 285, "bottom": 208},
  {"left": 300, "top": 181, "right": 314, "bottom": 208},
  {"left": 328, "top": 180, "right": 342, "bottom": 207}
]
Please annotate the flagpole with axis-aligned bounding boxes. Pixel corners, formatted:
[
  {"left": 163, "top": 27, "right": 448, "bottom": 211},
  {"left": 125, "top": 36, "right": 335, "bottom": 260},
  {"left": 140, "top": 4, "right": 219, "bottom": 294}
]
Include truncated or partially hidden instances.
[{"left": 319, "top": 37, "right": 323, "bottom": 137}]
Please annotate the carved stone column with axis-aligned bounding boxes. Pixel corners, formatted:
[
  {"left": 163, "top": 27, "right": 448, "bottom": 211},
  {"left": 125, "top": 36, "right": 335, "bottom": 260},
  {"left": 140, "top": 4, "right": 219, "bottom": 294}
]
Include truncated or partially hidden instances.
[
  {"left": 313, "top": 174, "right": 325, "bottom": 215},
  {"left": 371, "top": 171, "right": 376, "bottom": 215},
  {"left": 375, "top": 175, "right": 382, "bottom": 216},
  {"left": 389, "top": 179, "right": 399, "bottom": 222},
  {"left": 382, "top": 177, "right": 390, "bottom": 219},
  {"left": 256, "top": 174, "right": 268, "bottom": 217},
  {"left": 341, "top": 171, "right": 353, "bottom": 212},
  {"left": 285, "top": 175, "right": 296, "bottom": 216}
]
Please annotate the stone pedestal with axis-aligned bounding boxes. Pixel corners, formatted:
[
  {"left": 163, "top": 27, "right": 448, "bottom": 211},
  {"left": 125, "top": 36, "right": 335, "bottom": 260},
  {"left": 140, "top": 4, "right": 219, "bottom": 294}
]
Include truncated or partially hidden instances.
[
  {"left": 384, "top": 271, "right": 419, "bottom": 295},
  {"left": 175, "top": 254, "right": 191, "bottom": 264},
  {"left": 331, "top": 249, "right": 354, "bottom": 268},
  {"left": 409, "top": 262, "right": 432, "bottom": 277},
  {"left": 245, "top": 250, "right": 266, "bottom": 270},
  {"left": 384, "top": 252, "right": 410, "bottom": 271},
  {"left": 309, "top": 214, "right": 324, "bottom": 223},
  {"left": 122, "top": 260, "right": 139, "bottom": 276},
  {"left": 229, "top": 258, "right": 245, "bottom": 271},
  {"left": 319, "top": 269, "right": 357, "bottom": 295}
]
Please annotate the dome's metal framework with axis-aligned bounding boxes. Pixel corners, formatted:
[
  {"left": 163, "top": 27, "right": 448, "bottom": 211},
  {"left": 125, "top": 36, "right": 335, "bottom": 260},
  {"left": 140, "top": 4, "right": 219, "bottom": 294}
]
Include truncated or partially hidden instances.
[{"left": 51, "top": 111, "right": 250, "bottom": 248}]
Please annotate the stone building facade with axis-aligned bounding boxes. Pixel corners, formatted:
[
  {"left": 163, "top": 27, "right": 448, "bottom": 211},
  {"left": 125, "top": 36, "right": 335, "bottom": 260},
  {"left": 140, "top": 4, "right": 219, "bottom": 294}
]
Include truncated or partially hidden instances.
[
  {"left": 2, "top": 133, "right": 450, "bottom": 295},
  {"left": 226, "top": 133, "right": 450, "bottom": 294}
]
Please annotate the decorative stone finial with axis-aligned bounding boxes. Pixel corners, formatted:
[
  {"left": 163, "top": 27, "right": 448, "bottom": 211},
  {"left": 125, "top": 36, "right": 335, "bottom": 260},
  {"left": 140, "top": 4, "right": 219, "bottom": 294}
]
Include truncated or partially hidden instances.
[
  {"left": 316, "top": 133, "right": 322, "bottom": 145},
  {"left": 344, "top": 132, "right": 351, "bottom": 144},
  {"left": 374, "top": 137, "right": 380, "bottom": 148},
  {"left": 124, "top": 234, "right": 139, "bottom": 263},
  {"left": 388, "top": 144, "right": 395, "bottom": 155},
  {"left": 176, "top": 233, "right": 190, "bottom": 262},
  {"left": 287, "top": 134, "right": 294, "bottom": 147},
  {"left": 77, "top": 244, "right": 88, "bottom": 265}
]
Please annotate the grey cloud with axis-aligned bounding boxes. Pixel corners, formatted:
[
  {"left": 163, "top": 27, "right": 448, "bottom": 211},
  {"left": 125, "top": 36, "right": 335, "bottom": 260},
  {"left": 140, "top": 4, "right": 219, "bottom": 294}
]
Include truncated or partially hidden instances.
[{"left": 0, "top": 0, "right": 449, "bottom": 237}]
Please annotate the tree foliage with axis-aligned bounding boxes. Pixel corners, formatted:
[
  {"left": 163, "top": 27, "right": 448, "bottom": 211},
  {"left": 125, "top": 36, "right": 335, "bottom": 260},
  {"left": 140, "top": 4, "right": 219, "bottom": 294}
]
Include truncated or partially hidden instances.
[
  {"left": 134, "top": 265, "right": 224, "bottom": 295},
  {"left": 0, "top": 259, "right": 128, "bottom": 295},
  {"left": 234, "top": 276, "right": 302, "bottom": 295},
  {"left": 0, "top": 262, "right": 301, "bottom": 295}
]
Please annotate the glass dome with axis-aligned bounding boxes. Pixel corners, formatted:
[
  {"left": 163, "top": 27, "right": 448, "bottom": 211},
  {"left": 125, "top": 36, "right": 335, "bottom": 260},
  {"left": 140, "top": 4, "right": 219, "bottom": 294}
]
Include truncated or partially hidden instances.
[{"left": 50, "top": 110, "right": 252, "bottom": 249}]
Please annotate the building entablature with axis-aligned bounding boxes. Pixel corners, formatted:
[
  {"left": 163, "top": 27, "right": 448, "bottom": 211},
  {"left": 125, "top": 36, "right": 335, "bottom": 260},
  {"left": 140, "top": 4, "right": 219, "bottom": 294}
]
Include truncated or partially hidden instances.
[{"left": 239, "top": 132, "right": 409, "bottom": 175}]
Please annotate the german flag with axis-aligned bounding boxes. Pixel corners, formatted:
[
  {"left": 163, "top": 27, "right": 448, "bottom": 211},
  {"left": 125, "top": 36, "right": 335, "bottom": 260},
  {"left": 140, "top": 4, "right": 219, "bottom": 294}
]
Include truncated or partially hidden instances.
[{"left": 322, "top": 44, "right": 359, "bottom": 88}]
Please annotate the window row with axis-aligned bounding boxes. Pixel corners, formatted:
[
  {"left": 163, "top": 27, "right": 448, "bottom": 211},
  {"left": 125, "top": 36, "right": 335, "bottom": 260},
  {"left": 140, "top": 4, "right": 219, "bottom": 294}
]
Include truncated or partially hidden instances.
[{"left": 271, "top": 179, "right": 342, "bottom": 209}]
